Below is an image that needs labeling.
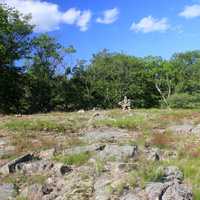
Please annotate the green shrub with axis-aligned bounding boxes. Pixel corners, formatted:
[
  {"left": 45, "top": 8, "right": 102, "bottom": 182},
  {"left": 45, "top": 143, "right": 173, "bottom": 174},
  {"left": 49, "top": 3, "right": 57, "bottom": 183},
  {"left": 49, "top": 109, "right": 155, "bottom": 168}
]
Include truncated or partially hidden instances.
[{"left": 167, "top": 93, "right": 200, "bottom": 109}]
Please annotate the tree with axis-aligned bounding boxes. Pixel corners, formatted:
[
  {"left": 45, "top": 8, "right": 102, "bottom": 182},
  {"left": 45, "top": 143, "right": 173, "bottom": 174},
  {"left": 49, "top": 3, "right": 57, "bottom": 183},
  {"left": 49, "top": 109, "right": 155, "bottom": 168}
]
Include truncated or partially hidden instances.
[
  {"left": 84, "top": 51, "right": 159, "bottom": 109},
  {"left": 63, "top": 45, "right": 77, "bottom": 76},
  {"left": 26, "top": 34, "right": 64, "bottom": 113},
  {"left": 144, "top": 56, "right": 176, "bottom": 108},
  {"left": 0, "top": 4, "right": 33, "bottom": 113},
  {"left": 171, "top": 51, "right": 200, "bottom": 94}
]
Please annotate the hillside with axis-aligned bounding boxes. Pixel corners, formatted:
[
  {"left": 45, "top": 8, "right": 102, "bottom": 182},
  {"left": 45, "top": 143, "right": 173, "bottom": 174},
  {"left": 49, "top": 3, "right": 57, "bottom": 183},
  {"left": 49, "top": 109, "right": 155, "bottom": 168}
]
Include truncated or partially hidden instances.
[{"left": 0, "top": 109, "right": 199, "bottom": 199}]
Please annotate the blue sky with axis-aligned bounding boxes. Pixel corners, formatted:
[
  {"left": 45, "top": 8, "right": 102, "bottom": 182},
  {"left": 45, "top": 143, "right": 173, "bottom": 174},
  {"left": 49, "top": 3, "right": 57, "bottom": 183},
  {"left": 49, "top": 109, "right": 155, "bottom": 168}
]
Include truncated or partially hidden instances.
[{"left": 2, "top": 0, "right": 200, "bottom": 60}]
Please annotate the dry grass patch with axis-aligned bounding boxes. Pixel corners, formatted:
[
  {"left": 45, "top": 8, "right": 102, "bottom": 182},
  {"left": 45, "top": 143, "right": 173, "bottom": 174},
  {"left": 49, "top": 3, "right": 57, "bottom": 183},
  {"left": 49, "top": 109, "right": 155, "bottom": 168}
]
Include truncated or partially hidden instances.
[
  {"left": 10, "top": 133, "right": 57, "bottom": 155},
  {"left": 149, "top": 133, "right": 175, "bottom": 149}
]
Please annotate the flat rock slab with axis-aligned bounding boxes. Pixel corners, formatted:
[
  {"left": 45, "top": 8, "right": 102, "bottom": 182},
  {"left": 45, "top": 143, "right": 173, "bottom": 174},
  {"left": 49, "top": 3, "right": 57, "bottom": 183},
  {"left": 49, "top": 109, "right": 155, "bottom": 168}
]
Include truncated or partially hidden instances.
[
  {"left": 0, "top": 184, "right": 15, "bottom": 200},
  {"left": 97, "top": 144, "right": 137, "bottom": 161},
  {"left": 94, "top": 175, "right": 113, "bottom": 200},
  {"left": 0, "top": 137, "right": 15, "bottom": 158},
  {"left": 168, "top": 124, "right": 194, "bottom": 134},
  {"left": 63, "top": 144, "right": 105, "bottom": 155},
  {"left": 82, "top": 128, "right": 129, "bottom": 143},
  {"left": 168, "top": 123, "right": 200, "bottom": 135},
  {"left": 0, "top": 153, "right": 39, "bottom": 175}
]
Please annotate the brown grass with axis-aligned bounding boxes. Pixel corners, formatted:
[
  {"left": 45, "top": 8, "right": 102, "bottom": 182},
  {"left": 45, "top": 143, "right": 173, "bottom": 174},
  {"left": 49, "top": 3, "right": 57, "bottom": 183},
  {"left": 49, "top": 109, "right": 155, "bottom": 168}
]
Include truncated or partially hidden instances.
[{"left": 149, "top": 133, "right": 175, "bottom": 149}]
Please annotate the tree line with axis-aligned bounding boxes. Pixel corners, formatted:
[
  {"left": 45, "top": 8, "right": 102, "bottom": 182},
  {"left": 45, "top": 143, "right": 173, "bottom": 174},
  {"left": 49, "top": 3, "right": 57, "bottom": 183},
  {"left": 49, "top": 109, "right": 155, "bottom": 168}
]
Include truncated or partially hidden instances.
[{"left": 1, "top": 4, "right": 200, "bottom": 114}]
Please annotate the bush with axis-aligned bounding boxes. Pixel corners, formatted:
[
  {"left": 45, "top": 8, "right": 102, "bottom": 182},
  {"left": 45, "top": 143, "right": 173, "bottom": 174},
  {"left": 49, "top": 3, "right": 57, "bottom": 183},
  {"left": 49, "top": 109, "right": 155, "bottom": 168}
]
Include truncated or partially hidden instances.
[{"left": 167, "top": 93, "right": 200, "bottom": 109}]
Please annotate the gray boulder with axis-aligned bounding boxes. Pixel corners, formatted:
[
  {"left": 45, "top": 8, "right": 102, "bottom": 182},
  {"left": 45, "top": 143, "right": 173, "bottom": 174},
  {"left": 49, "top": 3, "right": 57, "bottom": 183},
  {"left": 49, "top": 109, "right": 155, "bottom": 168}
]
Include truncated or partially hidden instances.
[
  {"left": 19, "top": 160, "right": 54, "bottom": 175},
  {"left": 144, "top": 147, "right": 161, "bottom": 161},
  {"left": 0, "top": 153, "right": 39, "bottom": 175},
  {"left": 146, "top": 182, "right": 171, "bottom": 200},
  {"left": 98, "top": 144, "right": 138, "bottom": 161},
  {"left": 162, "top": 183, "right": 193, "bottom": 200},
  {"left": 191, "top": 124, "right": 200, "bottom": 134},
  {"left": 94, "top": 175, "right": 113, "bottom": 200},
  {"left": 0, "top": 184, "right": 15, "bottom": 200},
  {"left": 163, "top": 166, "right": 184, "bottom": 183},
  {"left": 145, "top": 165, "right": 192, "bottom": 200}
]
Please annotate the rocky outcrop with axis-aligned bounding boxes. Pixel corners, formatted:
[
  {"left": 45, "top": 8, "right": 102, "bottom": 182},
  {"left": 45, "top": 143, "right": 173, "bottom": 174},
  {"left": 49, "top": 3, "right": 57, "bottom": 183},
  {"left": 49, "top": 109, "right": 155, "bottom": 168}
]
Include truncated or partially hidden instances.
[
  {"left": 0, "top": 127, "right": 194, "bottom": 200},
  {"left": 0, "top": 153, "right": 39, "bottom": 175},
  {"left": 145, "top": 166, "right": 192, "bottom": 200},
  {"left": 82, "top": 128, "right": 129, "bottom": 143}
]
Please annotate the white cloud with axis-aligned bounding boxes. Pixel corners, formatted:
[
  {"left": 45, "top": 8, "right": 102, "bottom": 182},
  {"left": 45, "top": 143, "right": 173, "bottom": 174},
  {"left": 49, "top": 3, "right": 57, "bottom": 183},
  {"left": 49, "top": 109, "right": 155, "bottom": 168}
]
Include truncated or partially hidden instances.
[
  {"left": 96, "top": 8, "right": 119, "bottom": 24},
  {"left": 130, "top": 16, "right": 170, "bottom": 33},
  {"left": 62, "top": 8, "right": 81, "bottom": 25},
  {"left": 76, "top": 10, "right": 92, "bottom": 32},
  {"left": 1, "top": 0, "right": 92, "bottom": 32},
  {"left": 179, "top": 4, "right": 200, "bottom": 19}
]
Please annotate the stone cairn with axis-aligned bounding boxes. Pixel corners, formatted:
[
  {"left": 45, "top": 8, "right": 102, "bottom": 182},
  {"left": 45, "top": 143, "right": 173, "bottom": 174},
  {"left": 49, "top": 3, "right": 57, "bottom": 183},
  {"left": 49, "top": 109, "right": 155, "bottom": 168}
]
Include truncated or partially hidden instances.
[{"left": 118, "top": 96, "right": 131, "bottom": 111}]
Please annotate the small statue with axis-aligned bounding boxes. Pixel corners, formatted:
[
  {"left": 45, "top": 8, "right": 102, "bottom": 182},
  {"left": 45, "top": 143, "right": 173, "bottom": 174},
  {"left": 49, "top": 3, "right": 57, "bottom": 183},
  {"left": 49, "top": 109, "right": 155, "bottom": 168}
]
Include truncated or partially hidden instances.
[{"left": 118, "top": 96, "right": 131, "bottom": 111}]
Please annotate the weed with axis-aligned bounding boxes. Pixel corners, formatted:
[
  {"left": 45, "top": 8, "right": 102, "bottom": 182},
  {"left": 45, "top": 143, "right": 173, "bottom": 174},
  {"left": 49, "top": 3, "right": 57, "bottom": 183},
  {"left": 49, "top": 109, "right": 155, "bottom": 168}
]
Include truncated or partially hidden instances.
[
  {"left": 53, "top": 152, "right": 92, "bottom": 166},
  {"left": 95, "top": 159, "right": 106, "bottom": 176}
]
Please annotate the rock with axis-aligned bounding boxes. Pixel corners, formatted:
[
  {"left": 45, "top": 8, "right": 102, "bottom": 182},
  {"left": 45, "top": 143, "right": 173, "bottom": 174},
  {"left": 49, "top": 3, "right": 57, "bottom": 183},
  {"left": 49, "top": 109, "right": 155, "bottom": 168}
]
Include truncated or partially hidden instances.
[
  {"left": 42, "top": 184, "right": 53, "bottom": 195},
  {"left": 120, "top": 192, "right": 142, "bottom": 200},
  {"left": 98, "top": 145, "right": 138, "bottom": 161},
  {"left": 162, "top": 183, "right": 193, "bottom": 200},
  {"left": 163, "top": 166, "right": 184, "bottom": 183},
  {"left": 164, "top": 150, "right": 178, "bottom": 160},
  {"left": 20, "top": 184, "right": 43, "bottom": 200},
  {"left": 0, "top": 137, "right": 15, "bottom": 158},
  {"left": 19, "top": 160, "right": 54, "bottom": 175},
  {"left": 0, "top": 153, "right": 39, "bottom": 175},
  {"left": 145, "top": 166, "right": 192, "bottom": 200},
  {"left": 39, "top": 148, "right": 55, "bottom": 160},
  {"left": 83, "top": 128, "right": 129, "bottom": 143},
  {"left": 0, "top": 159, "right": 9, "bottom": 167},
  {"left": 118, "top": 96, "right": 131, "bottom": 111},
  {"left": 144, "top": 147, "right": 161, "bottom": 161},
  {"left": 191, "top": 124, "right": 200, "bottom": 134},
  {"left": 94, "top": 175, "right": 112, "bottom": 200},
  {"left": 78, "top": 109, "right": 85, "bottom": 113},
  {"left": 63, "top": 144, "right": 105, "bottom": 156},
  {"left": 168, "top": 124, "right": 193, "bottom": 134},
  {"left": 41, "top": 177, "right": 66, "bottom": 199},
  {"left": 60, "top": 165, "right": 73, "bottom": 175},
  {"left": 0, "top": 184, "right": 15, "bottom": 200},
  {"left": 15, "top": 114, "right": 22, "bottom": 117},
  {"left": 145, "top": 182, "right": 171, "bottom": 200}
]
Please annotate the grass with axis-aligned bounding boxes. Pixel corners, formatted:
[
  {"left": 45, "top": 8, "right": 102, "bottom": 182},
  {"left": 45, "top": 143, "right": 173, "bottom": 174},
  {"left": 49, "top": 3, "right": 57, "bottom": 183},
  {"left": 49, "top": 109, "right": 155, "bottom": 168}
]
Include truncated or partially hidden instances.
[
  {"left": 10, "top": 132, "right": 57, "bottom": 155},
  {"left": 0, "top": 112, "right": 91, "bottom": 134},
  {"left": 96, "top": 115, "right": 148, "bottom": 130},
  {"left": 2, "top": 119, "right": 67, "bottom": 133},
  {"left": 1, "top": 173, "right": 47, "bottom": 188},
  {"left": 16, "top": 197, "right": 27, "bottom": 200},
  {"left": 53, "top": 152, "right": 92, "bottom": 166}
]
